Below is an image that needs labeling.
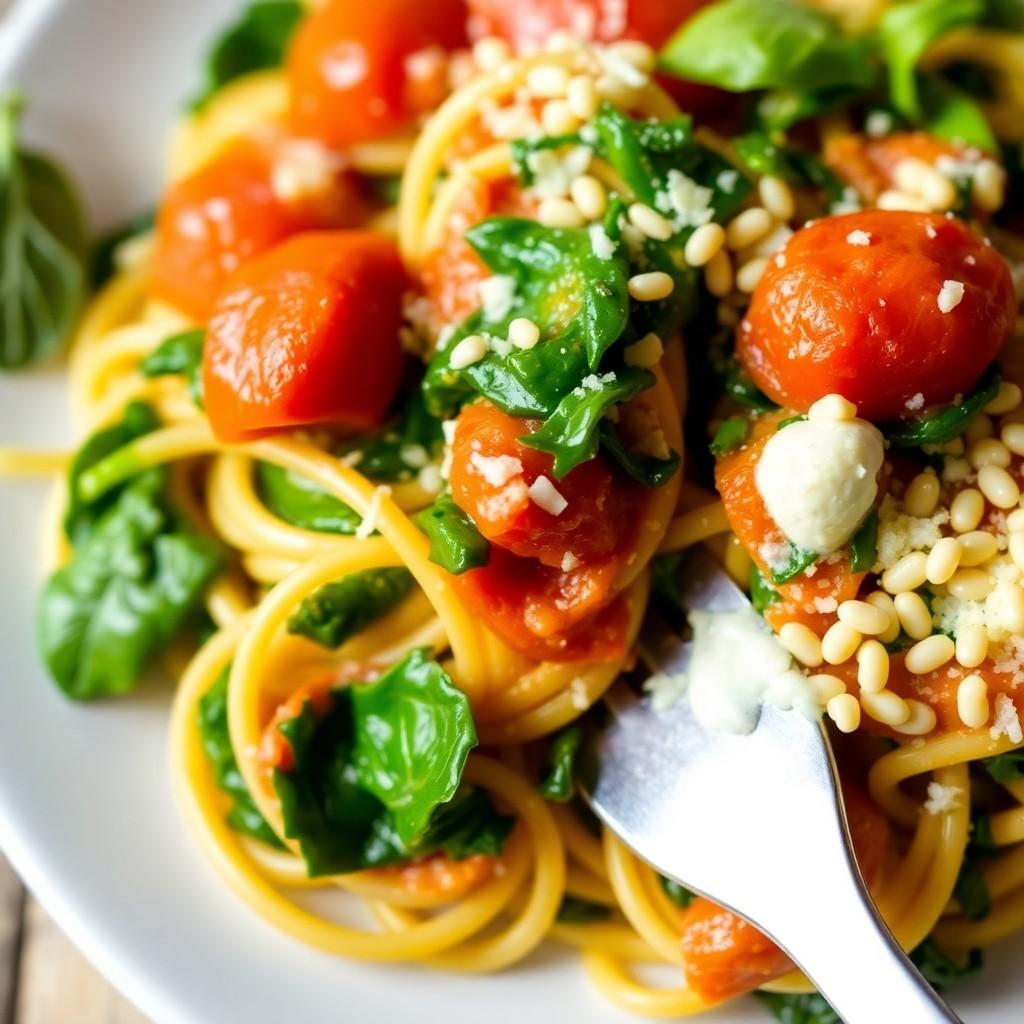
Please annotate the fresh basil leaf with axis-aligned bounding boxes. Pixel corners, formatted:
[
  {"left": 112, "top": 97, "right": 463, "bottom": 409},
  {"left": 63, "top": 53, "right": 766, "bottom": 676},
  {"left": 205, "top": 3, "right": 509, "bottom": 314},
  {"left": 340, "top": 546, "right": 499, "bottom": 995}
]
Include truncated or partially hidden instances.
[
  {"left": 91, "top": 209, "right": 154, "bottom": 289},
  {"left": 954, "top": 857, "right": 991, "bottom": 920},
  {"left": 918, "top": 74, "right": 998, "bottom": 152},
  {"left": 419, "top": 786, "right": 515, "bottom": 861},
  {"left": 416, "top": 493, "right": 490, "bottom": 575},
  {"left": 537, "top": 724, "right": 583, "bottom": 802},
  {"left": 140, "top": 329, "right": 205, "bottom": 407},
  {"left": 756, "top": 86, "right": 865, "bottom": 132},
  {"left": 64, "top": 400, "right": 159, "bottom": 544},
  {"left": 982, "top": 748, "right": 1024, "bottom": 782},
  {"left": 754, "top": 992, "right": 839, "bottom": 1024},
  {"left": 190, "top": 0, "right": 304, "bottom": 110},
  {"left": 886, "top": 372, "right": 999, "bottom": 447},
  {"left": 198, "top": 667, "right": 283, "bottom": 848},
  {"left": 750, "top": 564, "right": 782, "bottom": 615},
  {"left": 770, "top": 544, "right": 819, "bottom": 585},
  {"left": 661, "top": 0, "right": 876, "bottom": 95},
  {"left": 880, "top": 0, "right": 985, "bottom": 120},
  {"left": 599, "top": 422, "right": 681, "bottom": 488},
  {"left": 287, "top": 568, "right": 413, "bottom": 649},
  {"left": 849, "top": 511, "right": 878, "bottom": 573},
  {"left": 710, "top": 416, "right": 749, "bottom": 456},
  {"left": 660, "top": 876, "right": 697, "bottom": 908},
  {"left": 256, "top": 462, "right": 362, "bottom": 534},
  {"left": 38, "top": 470, "right": 223, "bottom": 699},
  {"left": 0, "top": 93, "right": 87, "bottom": 369},
  {"left": 339, "top": 391, "right": 443, "bottom": 483},
  {"left": 524, "top": 367, "right": 653, "bottom": 477},
  {"left": 910, "top": 939, "right": 984, "bottom": 991},
  {"left": 556, "top": 895, "right": 611, "bottom": 924}
]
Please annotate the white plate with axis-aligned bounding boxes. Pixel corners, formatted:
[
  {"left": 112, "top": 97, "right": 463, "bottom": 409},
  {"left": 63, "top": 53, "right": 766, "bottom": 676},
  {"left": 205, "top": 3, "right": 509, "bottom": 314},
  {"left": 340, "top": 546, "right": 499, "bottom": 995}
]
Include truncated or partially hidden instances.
[{"left": 0, "top": 1, "right": 1019, "bottom": 1021}]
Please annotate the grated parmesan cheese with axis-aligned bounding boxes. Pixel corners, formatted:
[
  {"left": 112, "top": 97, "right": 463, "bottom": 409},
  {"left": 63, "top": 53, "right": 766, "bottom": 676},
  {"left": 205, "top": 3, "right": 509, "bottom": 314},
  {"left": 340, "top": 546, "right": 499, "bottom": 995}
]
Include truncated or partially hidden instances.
[
  {"left": 663, "top": 169, "right": 714, "bottom": 228},
  {"left": 468, "top": 452, "right": 523, "bottom": 487},
  {"left": 355, "top": 486, "right": 391, "bottom": 540},
  {"left": 589, "top": 223, "right": 618, "bottom": 260},
  {"left": 924, "top": 782, "right": 961, "bottom": 815},
  {"left": 991, "top": 693, "right": 1024, "bottom": 744},
  {"left": 528, "top": 475, "right": 568, "bottom": 516},
  {"left": 873, "top": 494, "right": 949, "bottom": 572},
  {"left": 479, "top": 275, "right": 517, "bottom": 322},
  {"left": 937, "top": 279, "right": 965, "bottom": 313},
  {"left": 846, "top": 229, "right": 872, "bottom": 246}
]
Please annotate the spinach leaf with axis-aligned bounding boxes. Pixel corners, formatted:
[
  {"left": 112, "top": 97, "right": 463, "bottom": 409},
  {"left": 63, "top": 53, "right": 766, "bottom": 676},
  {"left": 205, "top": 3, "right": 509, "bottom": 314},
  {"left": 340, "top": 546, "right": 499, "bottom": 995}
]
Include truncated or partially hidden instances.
[
  {"left": 918, "top": 74, "right": 998, "bottom": 152},
  {"left": 64, "top": 400, "right": 159, "bottom": 544},
  {"left": 537, "top": 724, "right": 583, "bottom": 802},
  {"left": 140, "top": 329, "right": 205, "bottom": 406},
  {"left": 38, "top": 470, "right": 222, "bottom": 699},
  {"left": 198, "top": 667, "right": 283, "bottom": 848},
  {"left": 910, "top": 939, "right": 984, "bottom": 991},
  {"left": 416, "top": 494, "right": 490, "bottom": 575},
  {"left": 556, "top": 895, "right": 611, "bottom": 923},
  {"left": 599, "top": 423, "right": 681, "bottom": 488},
  {"left": 524, "top": 367, "right": 654, "bottom": 478},
  {"left": 273, "top": 650, "right": 491, "bottom": 875},
  {"left": 982, "top": 748, "right": 1024, "bottom": 782},
  {"left": 849, "top": 511, "right": 878, "bottom": 574},
  {"left": 953, "top": 856, "right": 991, "bottom": 921},
  {"left": 709, "top": 334, "right": 780, "bottom": 412},
  {"left": 750, "top": 564, "right": 782, "bottom": 615},
  {"left": 660, "top": 876, "right": 697, "bottom": 908},
  {"left": 91, "top": 209, "right": 154, "bottom": 289},
  {"left": 754, "top": 992, "right": 839, "bottom": 1024},
  {"left": 733, "top": 132, "right": 846, "bottom": 203},
  {"left": 287, "top": 568, "right": 414, "bottom": 649},
  {"left": 661, "top": 0, "right": 876, "bottom": 95},
  {"left": 651, "top": 551, "right": 685, "bottom": 617},
  {"left": 0, "top": 93, "right": 87, "bottom": 369},
  {"left": 418, "top": 786, "right": 515, "bottom": 861},
  {"left": 256, "top": 462, "right": 362, "bottom": 535},
  {"left": 190, "top": 0, "right": 305, "bottom": 110},
  {"left": 770, "top": 544, "right": 819, "bottom": 585},
  {"left": 886, "top": 373, "right": 999, "bottom": 448},
  {"left": 339, "top": 391, "right": 443, "bottom": 483},
  {"left": 880, "top": 0, "right": 985, "bottom": 120},
  {"left": 709, "top": 416, "right": 749, "bottom": 456}
]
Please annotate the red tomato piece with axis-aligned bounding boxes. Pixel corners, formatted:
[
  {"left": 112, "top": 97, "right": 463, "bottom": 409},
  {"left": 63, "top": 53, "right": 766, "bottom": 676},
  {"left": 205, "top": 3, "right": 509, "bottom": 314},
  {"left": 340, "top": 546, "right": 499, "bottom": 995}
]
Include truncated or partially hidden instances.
[
  {"left": 738, "top": 210, "right": 1017, "bottom": 422},
  {"left": 363, "top": 853, "right": 497, "bottom": 897},
  {"left": 203, "top": 231, "right": 408, "bottom": 442},
  {"left": 287, "top": 0, "right": 469, "bottom": 148},
  {"left": 150, "top": 137, "right": 365, "bottom": 321}
]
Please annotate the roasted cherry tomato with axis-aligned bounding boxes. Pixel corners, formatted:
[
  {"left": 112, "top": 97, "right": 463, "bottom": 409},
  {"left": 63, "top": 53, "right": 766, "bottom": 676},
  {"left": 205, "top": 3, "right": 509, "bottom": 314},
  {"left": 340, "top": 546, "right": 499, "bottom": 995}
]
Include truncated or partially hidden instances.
[
  {"left": 203, "top": 231, "right": 408, "bottom": 442},
  {"left": 287, "top": 0, "right": 469, "bottom": 148},
  {"left": 150, "top": 137, "right": 364, "bottom": 321},
  {"left": 364, "top": 853, "right": 498, "bottom": 897},
  {"left": 738, "top": 211, "right": 1017, "bottom": 422},
  {"left": 680, "top": 785, "right": 890, "bottom": 1002},
  {"left": 447, "top": 401, "right": 640, "bottom": 661}
]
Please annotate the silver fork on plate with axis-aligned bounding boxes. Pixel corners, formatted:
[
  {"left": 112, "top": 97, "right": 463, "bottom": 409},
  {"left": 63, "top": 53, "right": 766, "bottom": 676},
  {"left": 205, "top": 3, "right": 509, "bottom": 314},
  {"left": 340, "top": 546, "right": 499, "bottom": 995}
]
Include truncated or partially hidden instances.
[{"left": 576, "top": 547, "right": 961, "bottom": 1024}]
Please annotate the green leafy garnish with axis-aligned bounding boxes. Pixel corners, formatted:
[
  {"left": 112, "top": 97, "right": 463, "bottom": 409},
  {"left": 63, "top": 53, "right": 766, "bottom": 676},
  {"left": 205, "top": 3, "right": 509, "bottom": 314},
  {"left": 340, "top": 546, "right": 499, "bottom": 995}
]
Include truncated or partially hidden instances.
[
  {"left": 709, "top": 416, "right": 749, "bottom": 456},
  {"left": 917, "top": 73, "right": 998, "bottom": 152},
  {"left": 660, "top": 876, "right": 697, "bottom": 908},
  {"left": 287, "top": 568, "right": 414, "bottom": 649},
  {"left": 651, "top": 551, "right": 685, "bottom": 618},
  {"left": 733, "top": 131, "right": 846, "bottom": 203},
  {"left": 754, "top": 992, "right": 839, "bottom": 1024},
  {"left": 599, "top": 423, "right": 681, "bottom": 489},
  {"left": 770, "top": 544, "right": 819, "bottom": 585},
  {"left": 910, "top": 939, "right": 984, "bottom": 991},
  {"left": 416, "top": 494, "right": 490, "bottom": 575},
  {"left": 537, "top": 724, "right": 583, "bottom": 802},
  {"left": 849, "top": 511, "right": 878, "bottom": 574},
  {"left": 886, "top": 373, "right": 1000, "bottom": 448},
  {"left": 198, "top": 667, "right": 283, "bottom": 848},
  {"left": 140, "top": 329, "right": 205, "bottom": 406},
  {"left": 953, "top": 856, "right": 991, "bottom": 921},
  {"left": 556, "top": 895, "right": 611, "bottom": 924},
  {"left": 339, "top": 392, "right": 444, "bottom": 483},
  {"left": 91, "top": 209, "right": 154, "bottom": 289},
  {"left": 0, "top": 92, "right": 87, "bottom": 369},
  {"left": 750, "top": 564, "right": 782, "bottom": 615},
  {"left": 982, "top": 748, "right": 1024, "bottom": 783},
  {"left": 37, "top": 470, "right": 222, "bottom": 699},
  {"left": 256, "top": 463, "right": 362, "bottom": 535},
  {"left": 190, "top": 0, "right": 305, "bottom": 110}
]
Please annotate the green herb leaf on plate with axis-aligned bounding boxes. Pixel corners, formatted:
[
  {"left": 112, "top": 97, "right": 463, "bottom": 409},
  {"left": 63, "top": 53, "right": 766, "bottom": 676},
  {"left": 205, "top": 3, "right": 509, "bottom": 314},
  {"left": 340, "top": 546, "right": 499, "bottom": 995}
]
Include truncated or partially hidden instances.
[
  {"left": 140, "top": 329, "right": 205, "bottom": 406},
  {"left": 416, "top": 494, "right": 490, "bottom": 575},
  {"left": 537, "top": 724, "right": 583, "bottom": 802}
]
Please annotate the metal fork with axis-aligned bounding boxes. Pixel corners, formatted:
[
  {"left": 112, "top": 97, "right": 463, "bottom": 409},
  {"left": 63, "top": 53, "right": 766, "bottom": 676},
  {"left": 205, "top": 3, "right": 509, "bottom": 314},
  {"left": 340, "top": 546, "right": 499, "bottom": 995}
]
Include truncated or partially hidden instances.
[{"left": 577, "top": 547, "right": 961, "bottom": 1023}]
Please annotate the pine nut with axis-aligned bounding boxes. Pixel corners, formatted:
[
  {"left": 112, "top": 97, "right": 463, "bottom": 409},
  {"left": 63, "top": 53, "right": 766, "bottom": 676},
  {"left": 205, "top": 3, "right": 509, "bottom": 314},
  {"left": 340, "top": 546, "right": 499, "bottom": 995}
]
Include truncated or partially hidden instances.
[
  {"left": 969, "top": 437, "right": 1011, "bottom": 469},
  {"left": 758, "top": 175, "right": 795, "bottom": 221},
  {"left": 903, "top": 472, "right": 940, "bottom": 517},
  {"left": 861, "top": 689, "right": 911, "bottom": 726},
  {"left": 736, "top": 256, "right": 769, "bottom": 293},
  {"left": 950, "top": 489, "right": 985, "bottom": 532},
  {"left": 472, "top": 36, "right": 512, "bottom": 72},
  {"left": 542, "top": 99, "right": 579, "bottom": 136},
  {"left": 725, "top": 207, "right": 774, "bottom": 249},
  {"left": 838, "top": 600, "right": 891, "bottom": 636},
  {"left": 527, "top": 64, "right": 570, "bottom": 98},
  {"left": 570, "top": 175, "right": 607, "bottom": 220},
  {"left": 957, "top": 674, "right": 990, "bottom": 728},
  {"left": 810, "top": 673, "right": 846, "bottom": 703},
  {"left": 986, "top": 381, "right": 1022, "bottom": 415},
  {"left": 607, "top": 40, "right": 657, "bottom": 73},
  {"left": 704, "top": 250, "right": 733, "bottom": 297},
  {"left": 538, "top": 197, "right": 585, "bottom": 228},
  {"left": 877, "top": 189, "right": 931, "bottom": 212},
  {"left": 955, "top": 624, "right": 988, "bottom": 668},
  {"left": 595, "top": 73, "right": 638, "bottom": 106},
  {"left": 808, "top": 394, "right": 857, "bottom": 423},
  {"left": 449, "top": 334, "right": 487, "bottom": 369},
  {"left": 894, "top": 591, "right": 933, "bottom": 640},
  {"left": 926, "top": 537, "right": 962, "bottom": 584},
  {"left": 894, "top": 158, "right": 956, "bottom": 210},
  {"left": 994, "top": 581, "right": 1024, "bottom": 632},
  {"left": 1008, "top": 509, "right": 1024, "bottom": 531},
  {"left": 822, "top": 621, "right": 862, "bottom": 665},
  {"left": 779, "top": 622, "right": 823, "bottom": 667},
  {"left": 856, "top": 639, "right": 890, "bottom": 694},
  {"left": 947, "top": 568, "right": 994, "bottom": 601},
  {"left": 965, "top": 414, "right": 994, "bottom": 444},
  {"left": 882, "top": 552, "right": 928, "bottom": 594},
  {"left": 972, "top": 159, "right": 1006, "bottom": 212},
  {"left": 566, "top": 75, "right": 600, "bottom": 120},
  {"left": 905, "top": 634, "right": 955, "bottom": 675},
  {"left": 1010, "top": 531, "right": 1024, "bottom": 571},
  {"left": 891, "top": 699, "right": 937, "bottom": 735},
  {"left": 628, "top": 272, "right": 674, "bottom": 302},
  {"left": 508, "top": 318, "right": 540, "bottom": 350},
  {"left": 1001, "top": 423, "right": 1024, "bottom": 456},
  {"left": 684, "top": 223, "right": 726, "bottom": 267},
  {"left": 628, "top": 203, "right": 674, "bottom": 241},
  {"left": 865, "top": 591, "right": 900, "bottom": 643},
  {"left": 958, "top": 530, "right": 998, "bottom": 566},
  {"left": 828, "top": 693, "right": 861, "bottom": 733},
  {"left": 978, "top": 465, "right": 1020, "bottom": 509},
  {"left": 624, "top": 332, "right": 663, "bottom": 369}
]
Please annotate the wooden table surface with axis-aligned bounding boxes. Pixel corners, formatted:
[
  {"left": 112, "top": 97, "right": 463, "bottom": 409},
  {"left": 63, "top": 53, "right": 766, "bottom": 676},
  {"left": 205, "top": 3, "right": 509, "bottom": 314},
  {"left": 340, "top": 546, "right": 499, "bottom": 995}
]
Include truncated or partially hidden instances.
[{"left": 0, "top": 855, "right": 147, "bottom": 1023}]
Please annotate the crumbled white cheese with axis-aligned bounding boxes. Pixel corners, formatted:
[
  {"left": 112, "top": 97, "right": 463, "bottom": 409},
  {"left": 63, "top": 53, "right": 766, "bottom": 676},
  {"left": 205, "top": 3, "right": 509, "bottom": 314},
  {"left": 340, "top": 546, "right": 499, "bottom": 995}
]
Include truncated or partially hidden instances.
[
  {"left": 924, "top": 782, "right": 961, "bottom": 815},
  {"left": 561, "top": 551, "right": 580, "bottom": 572},
  {"left": 865, "top": 110, "right": 894, "bottom": 138},
  {"left": 937, "top": 279, "right": 965, "bottom": 313},
  {"left": 270, "top": 140, "right": 342, "bottom": 203},
  {"left": 874, "top": 494, "right": 949, "bottom": 572},
  {"left": 528, "top": 475, "right": 568, "bottom": 516},
  {"left": 905, "top": 392, "right": 925, "bottom": 412},
  {"left": 526, "top": 146, "right": 592, "bottom": 198},
  {"left": 755, "top": 415, "right": 884, "bottom": 555},
  {"left": 846, "top": 229, "right": 872, "bottom": 246},
  {"left": 479, "top": 275, "right": 517, "bottom": 322},
  {"left": 468, "top": 452, "right": 523, "bottom": 487},
  {"left": 991, "top": 693, "right": 1024, "bottom": 744},
  {"left": 589, "top": 223, "right": 618, "bottom": 260},
  {"left": 418, "top": 464, "right": 442, "bottom": 494},
  {"left": 664, "top": 169, "right": 714, "bottom": 227},
  {"left": 355, "top": 485, "right": 391, "bottom": 540}
]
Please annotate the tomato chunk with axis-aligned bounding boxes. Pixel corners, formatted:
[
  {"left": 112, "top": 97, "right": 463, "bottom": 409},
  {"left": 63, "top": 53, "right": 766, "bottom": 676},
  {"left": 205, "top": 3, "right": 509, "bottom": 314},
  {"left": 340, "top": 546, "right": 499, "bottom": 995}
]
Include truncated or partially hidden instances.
[
  {"left": 203, "top": 231, "right": 408, "bottom": 442},
  {"left": 364, "top": 852, "right": 497, "bottom": 897},
  {"left": 287, "top": 0, "right": 469, "bottom": 148},
  {"left": 680, "top": 785, "right": 890, "bottom": 1002},
  {"left": 738, "top": 211, "right": 1017, "bottom": 421},
  {"left": 150, "top": 137, "right": 364, "bottom": 321},
  {"left": 448, "top": 401, "right": 641, "bottom": 662}
]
